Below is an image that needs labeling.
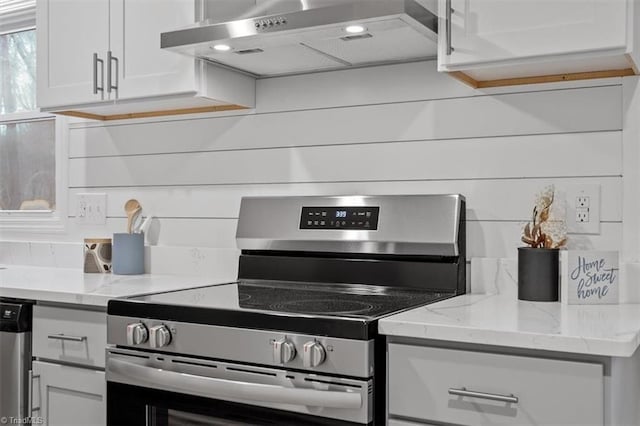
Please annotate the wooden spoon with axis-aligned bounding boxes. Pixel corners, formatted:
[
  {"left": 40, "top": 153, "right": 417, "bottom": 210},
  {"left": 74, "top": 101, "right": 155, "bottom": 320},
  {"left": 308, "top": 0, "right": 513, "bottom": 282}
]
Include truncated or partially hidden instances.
[{"left": 124, "top": 199, "right": 141, "bottom": 234}]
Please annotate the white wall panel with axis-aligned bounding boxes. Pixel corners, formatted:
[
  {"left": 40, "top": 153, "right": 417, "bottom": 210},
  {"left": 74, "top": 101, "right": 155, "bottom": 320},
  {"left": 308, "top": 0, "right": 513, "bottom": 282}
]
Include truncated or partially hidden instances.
[
  {"left": 468, "top": 222, "right": 622, "bottom": 260},
  {"left": 68, "top": 177, "right": 622, "bottom": 222},
  {"left": 4, "top": 218, "right": 618, "bottom": 260},
  {"left": 68, "top": 132, "right": 621, "bottom": 188},
  {"left": 11, "top": 218, "right": 616, "bottom": 260},
  {"left": 0, "top": 241, "right": 81, "bottom": 269},
  {"left": 145, "top": 246, "right": 239, "bottom": 279},
  {"left": 256, "top": 60, "right": 623, "bottom": 113},
  {"left": 68, "top": 85, "right": 621, "bottom": 158},
  {"left": 3, "top": 61, "right": 626, "bottom": 276}
]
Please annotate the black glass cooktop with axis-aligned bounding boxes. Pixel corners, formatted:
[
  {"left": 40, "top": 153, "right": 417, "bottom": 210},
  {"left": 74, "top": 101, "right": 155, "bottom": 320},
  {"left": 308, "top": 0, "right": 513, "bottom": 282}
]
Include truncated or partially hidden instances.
[{"left": 108, "top": 280, "right": 455, "bottom": 340}]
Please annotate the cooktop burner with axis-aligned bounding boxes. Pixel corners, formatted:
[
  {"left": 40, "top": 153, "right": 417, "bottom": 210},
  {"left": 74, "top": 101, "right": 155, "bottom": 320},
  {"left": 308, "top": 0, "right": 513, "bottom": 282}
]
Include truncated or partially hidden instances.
[
  {"left": 268, "top": 299, "right": 377, "bottom": 315},
  {"left": 234, "top": 281, "right": 444, "bottom": 318}
]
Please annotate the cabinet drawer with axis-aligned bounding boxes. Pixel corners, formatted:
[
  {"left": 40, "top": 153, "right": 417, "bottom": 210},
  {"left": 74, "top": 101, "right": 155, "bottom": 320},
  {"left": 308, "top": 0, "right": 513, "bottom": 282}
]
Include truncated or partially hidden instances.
[
  {"left": 33, "top": 306, "right": 106, "bottom": 368},
  {"left": 388, "top": 344, "right": 603, "bottom": 426}
]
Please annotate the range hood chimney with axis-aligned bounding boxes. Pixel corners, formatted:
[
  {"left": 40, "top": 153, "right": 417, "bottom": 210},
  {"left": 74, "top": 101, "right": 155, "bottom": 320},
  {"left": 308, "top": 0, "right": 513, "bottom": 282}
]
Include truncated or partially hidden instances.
[{"left": 161, "top": 0, "right": 438, "bottom": 77}]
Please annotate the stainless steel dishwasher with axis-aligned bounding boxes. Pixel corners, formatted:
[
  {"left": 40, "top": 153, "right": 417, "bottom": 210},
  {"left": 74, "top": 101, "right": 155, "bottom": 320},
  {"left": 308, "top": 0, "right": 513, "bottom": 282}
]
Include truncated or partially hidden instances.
[{"left": 0, "top": 300, "right": 33, "bottom": 421}]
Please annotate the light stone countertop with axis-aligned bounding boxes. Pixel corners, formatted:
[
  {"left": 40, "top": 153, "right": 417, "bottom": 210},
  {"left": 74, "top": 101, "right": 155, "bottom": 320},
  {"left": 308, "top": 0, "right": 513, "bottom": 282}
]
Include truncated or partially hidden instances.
[
  {"left": 0, "top": 265, "right": 236, "bottom": 307},
  {"left": 379, "top": 293, "right": 640, "bottom": 357}
]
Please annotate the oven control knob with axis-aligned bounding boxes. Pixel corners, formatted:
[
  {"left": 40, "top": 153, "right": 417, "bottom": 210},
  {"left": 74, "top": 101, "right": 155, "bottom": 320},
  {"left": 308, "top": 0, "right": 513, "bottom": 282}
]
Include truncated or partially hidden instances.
[
  {"left": 149, "top": 325, "right": 172, "bottom": 348},
  {"left": 126, "top": 323, "right": 148, "bottom": 345},
  {"left": 273, "top": 338, "right": 296, "bottom": 364},
  {"left": 303, "top": 341, "right": 326, "bottom": 368}
]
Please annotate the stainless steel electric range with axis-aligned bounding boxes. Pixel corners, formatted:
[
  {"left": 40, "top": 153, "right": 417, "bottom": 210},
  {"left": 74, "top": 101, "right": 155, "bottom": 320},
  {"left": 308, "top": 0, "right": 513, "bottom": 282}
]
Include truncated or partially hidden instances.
[{"left": 105, "top": 195, "right": 466, "bottom": 426}]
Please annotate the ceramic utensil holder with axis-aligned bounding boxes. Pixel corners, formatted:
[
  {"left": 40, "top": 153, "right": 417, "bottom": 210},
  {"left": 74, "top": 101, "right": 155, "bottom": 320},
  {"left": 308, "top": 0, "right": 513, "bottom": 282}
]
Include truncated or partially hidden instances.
[
  {"left": 83, "top": 238, "right": 112, "bottom": 273},
  {"left": 112, "top": 233, "right": 145, "bottom": 275},
  {"left": 518, "top": 247, "right": 560, "bottom": 302}
]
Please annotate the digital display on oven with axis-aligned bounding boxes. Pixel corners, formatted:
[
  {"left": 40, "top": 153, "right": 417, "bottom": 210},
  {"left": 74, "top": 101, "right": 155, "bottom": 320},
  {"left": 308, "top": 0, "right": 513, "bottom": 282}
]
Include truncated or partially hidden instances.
[{"left": 300, "top": 206, "right": 379, "bottom": 230}]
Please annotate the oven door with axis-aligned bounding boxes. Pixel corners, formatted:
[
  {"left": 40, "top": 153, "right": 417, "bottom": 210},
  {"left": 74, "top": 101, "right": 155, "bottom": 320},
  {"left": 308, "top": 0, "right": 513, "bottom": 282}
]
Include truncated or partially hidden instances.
[{"left": 106, "top": 348, "right": 372, "bottom": 426}]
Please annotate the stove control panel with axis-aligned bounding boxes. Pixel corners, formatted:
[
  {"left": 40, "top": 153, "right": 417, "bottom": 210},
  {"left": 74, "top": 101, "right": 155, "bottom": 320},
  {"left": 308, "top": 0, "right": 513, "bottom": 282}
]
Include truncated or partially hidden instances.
[
  {"left": 303, "top": 341, "right": 326, "bottom": 368},
  {"left": 110, "top": 316, "right": 374, "bottom": 378},
  {"left": 300, "top": 206, "right": 379, "bottom": 230}
]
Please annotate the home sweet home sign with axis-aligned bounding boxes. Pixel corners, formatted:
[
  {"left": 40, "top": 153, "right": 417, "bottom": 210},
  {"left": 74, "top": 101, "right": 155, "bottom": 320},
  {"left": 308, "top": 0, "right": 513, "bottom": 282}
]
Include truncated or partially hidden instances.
[{"left": 560, "top": 251, "right": 619, "bottom": 304}]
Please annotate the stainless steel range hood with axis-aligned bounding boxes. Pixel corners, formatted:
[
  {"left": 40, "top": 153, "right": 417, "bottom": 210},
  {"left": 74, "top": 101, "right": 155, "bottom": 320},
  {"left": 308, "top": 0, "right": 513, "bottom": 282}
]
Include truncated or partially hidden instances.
[{"left": 161, "top": 0, "right": 438, "bottom": 77}]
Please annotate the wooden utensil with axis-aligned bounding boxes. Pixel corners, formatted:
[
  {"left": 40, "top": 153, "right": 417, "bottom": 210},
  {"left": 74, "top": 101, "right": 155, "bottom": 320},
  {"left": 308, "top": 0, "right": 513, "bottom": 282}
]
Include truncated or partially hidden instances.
[{"left": 124, "top": 199, "right": 141, "bottom": 234}]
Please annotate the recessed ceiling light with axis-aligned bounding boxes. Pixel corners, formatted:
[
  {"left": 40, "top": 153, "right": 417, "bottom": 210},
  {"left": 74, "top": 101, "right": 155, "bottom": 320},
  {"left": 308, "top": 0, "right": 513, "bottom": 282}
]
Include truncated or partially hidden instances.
[
  {"left": 345, "top": 25, "right": 366, "bottom": 34},
  {"left": 213, "top": 44, "right": 231, "bottom": 52}
]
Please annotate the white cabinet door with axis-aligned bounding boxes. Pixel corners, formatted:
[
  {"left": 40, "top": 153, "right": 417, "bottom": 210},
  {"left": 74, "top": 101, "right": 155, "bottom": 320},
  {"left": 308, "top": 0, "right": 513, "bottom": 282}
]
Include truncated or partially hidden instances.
[
  {"left": 438, "top": 0, "right": 628, "bottom": 71},
  {"left": 32, "top": 361, "right": 105, "bottom": 426},
  {"left": 36, "top": 0, "right": 111, "bottom": 108},
  {"left": 109, "top": 0, "right": 197, "bottom": 101}
]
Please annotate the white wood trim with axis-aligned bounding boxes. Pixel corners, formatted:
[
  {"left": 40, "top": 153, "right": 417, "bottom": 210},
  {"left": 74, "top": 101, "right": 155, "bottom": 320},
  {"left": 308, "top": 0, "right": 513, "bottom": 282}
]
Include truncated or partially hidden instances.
[
  {"left": 0, "top": 0, "right": 35, "bottom": 35},
  {"left": 0, "top": 110, "right": 54, "bottom": 123},
  {"left": 621, "top": 76, "right": 640, "bottom": 302}
]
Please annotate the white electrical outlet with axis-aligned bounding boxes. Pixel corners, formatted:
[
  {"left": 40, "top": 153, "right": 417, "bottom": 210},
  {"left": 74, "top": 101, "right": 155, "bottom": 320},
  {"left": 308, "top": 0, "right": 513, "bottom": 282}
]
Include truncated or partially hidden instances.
[
  {"left": 576, "top": 196, "right": 590, "bottom": 208},
  {"left": 576, "top": 207, "right": 589, "bottom": 223},
  {"left": 566, "top": 184, "right": 600, "bottom": 234},
  {"left": 76, "top": 193, "right": 107, "bottom": 225}
]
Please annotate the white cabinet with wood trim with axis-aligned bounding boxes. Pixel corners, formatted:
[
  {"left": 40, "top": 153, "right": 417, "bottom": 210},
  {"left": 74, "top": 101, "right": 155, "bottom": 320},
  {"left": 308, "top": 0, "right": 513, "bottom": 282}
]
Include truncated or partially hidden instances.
[
  {"left": 438, "top": 0, "right": 639, "bottom": 88},
  {"left": 36, "top": 0, "right": 255, "bottom": 120}
]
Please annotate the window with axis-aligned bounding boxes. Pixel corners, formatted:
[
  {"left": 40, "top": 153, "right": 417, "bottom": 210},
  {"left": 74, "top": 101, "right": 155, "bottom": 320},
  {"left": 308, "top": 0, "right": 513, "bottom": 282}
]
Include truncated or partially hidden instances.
[
  {"left": 1, "top": 28, "right": 36, "bottom": 114},
  {"left": 0, "top": 0, "right": 64, "bottom": 231},
  {"left": 0, "top": 119, "right": 55, "bottom": 210}
]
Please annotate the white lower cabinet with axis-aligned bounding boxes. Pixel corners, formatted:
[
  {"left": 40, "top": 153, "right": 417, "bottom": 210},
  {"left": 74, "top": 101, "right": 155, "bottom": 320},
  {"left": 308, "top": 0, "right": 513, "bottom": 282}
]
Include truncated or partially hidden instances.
[
  {"left": 31, "top": 361, "right": 106, "bottom": 426},
  {"left": 31, "top": 305, "right": 107, "bottom": 426},
  {"left": 388, "top": 344, "right": 604, "bottom": 426}
]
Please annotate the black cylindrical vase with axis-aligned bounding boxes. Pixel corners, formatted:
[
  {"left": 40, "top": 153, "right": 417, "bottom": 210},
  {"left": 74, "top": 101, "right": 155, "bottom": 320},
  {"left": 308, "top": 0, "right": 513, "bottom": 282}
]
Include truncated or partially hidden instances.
[{"left": 518, "top": 247, "right": 559, "bottom": 302}]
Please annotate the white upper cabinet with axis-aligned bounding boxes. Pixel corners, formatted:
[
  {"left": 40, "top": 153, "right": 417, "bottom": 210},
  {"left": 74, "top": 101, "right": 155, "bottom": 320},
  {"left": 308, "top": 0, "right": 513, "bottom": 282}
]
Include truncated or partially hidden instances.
[
  {"left": 438, "top": 0, "right": 638, "bottom": 86},
  {"left": 36, "top": 0, "right": 111, "bottom": 107},
  {"left": 109, "top": 0, "right": 197, "bottom": 101},
  {"left": 37, "top": 0, "right": 255, "bottom": 119}
]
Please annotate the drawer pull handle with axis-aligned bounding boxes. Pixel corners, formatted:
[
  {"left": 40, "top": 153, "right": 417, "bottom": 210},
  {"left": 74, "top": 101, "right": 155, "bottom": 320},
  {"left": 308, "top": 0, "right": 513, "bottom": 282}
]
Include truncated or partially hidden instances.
[
  {"left": 448, "top": 387, "right": 518, "bottom": 404},
  {"left": 445, "top": 0, "right": 454, "bottom": 55},
  {"left": 47, "top": 334, "right": 87, "bottom": 343}
]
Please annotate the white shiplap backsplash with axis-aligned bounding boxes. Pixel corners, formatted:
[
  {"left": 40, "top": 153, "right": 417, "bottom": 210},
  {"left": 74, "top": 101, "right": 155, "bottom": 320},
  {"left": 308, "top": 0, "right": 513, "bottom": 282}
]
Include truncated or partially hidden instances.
[{"left": 0, "top": 61, "right": 628, "bottom": 291}]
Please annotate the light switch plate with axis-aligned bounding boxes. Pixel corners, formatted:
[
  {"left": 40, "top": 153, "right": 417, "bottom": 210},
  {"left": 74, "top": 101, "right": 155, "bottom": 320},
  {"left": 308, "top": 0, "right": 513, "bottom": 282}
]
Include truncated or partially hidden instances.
[{"left": 76, "top": 193, "right": 107, "bottom": 225}]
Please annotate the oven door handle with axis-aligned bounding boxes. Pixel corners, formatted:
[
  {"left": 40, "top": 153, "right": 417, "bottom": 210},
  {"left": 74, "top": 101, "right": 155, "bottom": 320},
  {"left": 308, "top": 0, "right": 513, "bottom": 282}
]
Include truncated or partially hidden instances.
[{"left": 108, "top": 358, "right": 362, "bottom": 409}]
